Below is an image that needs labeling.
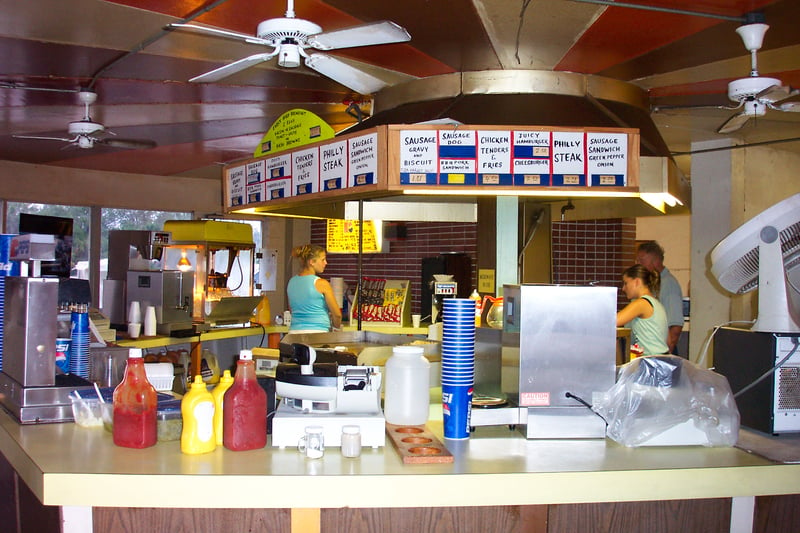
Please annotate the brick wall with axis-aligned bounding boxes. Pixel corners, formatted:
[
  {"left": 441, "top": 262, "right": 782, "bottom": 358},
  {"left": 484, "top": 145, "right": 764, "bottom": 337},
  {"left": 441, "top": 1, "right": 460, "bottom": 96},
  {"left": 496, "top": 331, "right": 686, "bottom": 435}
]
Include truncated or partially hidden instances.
[
  {"left": 310, "top": 220, "right": 478, "bottom": 314},
  {"left": 311, "top": 217, "right": 635, "bottom": 313},
  {"left": 551, "top": 218, "right": 636, "bottom": 309}
]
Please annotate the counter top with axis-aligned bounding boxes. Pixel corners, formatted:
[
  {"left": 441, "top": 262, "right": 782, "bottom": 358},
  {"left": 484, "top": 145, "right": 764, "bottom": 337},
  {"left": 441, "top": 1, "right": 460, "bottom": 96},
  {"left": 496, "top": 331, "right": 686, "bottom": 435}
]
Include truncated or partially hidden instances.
[{"left": 1, "top": 406, "right": 798, "bottom": 510}]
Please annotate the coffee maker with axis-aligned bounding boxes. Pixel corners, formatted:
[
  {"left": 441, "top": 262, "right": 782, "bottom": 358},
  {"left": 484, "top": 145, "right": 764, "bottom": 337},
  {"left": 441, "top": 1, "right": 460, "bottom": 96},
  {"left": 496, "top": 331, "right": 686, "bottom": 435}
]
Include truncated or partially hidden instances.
[
  {"left": 104, "top": 230, "right": 171, "bottom": 328},
  {"left": 430, "top": 275, "right": 457, "bottom": 323}
]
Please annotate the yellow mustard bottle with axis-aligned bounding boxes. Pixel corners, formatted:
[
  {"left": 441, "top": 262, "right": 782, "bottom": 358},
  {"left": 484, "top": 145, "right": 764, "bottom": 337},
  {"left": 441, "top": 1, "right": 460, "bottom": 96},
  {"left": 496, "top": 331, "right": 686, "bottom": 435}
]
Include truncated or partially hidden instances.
[
  {"left": 469, "top": 289, "right": 482, "bottom": 327},
  {"left": 253, "top": 292, "right": 271, "bottom": 326},
  {"left": 181, "top": 375, "right": 216, "bottom": 455},
  {"left": 211, "top": 370, "right": 234, "bottom": 446}
]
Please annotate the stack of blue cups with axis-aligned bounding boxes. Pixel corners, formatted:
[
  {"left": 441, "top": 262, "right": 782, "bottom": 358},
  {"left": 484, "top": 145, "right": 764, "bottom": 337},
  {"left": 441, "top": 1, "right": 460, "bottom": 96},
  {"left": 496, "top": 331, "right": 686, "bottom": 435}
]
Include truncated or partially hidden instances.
[
  {"left": 69, "top": 304, "right": 90, "bottom": 379},
  {"left": 441, "top": 298, "right": 475, "bottom": 440}
]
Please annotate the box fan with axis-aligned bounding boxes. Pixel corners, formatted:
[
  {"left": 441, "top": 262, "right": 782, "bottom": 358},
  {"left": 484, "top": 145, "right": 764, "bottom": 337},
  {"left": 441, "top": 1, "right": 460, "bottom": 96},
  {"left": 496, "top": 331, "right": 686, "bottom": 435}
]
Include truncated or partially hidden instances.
[{"left": 710, "top": 193, "right": 800, "bottom": 333}]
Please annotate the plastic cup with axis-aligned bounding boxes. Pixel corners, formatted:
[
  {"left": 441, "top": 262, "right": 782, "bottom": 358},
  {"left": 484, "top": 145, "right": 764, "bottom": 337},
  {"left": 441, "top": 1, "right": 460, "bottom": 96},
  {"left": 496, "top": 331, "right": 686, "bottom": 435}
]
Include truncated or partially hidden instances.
[
  {"left": 411, "top": 314, "right": 421, "bottom": 328},
  {"left": 442, "top": 384, "right": 473, "bottom": 440},
  {"left": 128, "top": 322, "right": 141, "bottom": 339}
]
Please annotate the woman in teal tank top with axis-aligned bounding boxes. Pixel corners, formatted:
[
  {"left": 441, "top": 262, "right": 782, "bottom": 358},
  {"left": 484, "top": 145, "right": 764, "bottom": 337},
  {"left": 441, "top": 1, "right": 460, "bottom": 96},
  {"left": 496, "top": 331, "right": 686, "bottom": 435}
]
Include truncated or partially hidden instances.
[
  {"left": 616, "top": 264, "right": 669, "bottom": 356},
  {"left": 287, "top": 244, "right": 342, "bottom": 332}
]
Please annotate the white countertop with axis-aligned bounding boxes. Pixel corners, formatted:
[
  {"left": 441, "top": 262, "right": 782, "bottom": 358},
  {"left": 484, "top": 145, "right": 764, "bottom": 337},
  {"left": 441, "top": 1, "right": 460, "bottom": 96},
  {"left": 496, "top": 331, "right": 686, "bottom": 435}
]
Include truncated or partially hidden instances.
[{"left": 2, "top": 405, "right": 799, "bottom": 510}]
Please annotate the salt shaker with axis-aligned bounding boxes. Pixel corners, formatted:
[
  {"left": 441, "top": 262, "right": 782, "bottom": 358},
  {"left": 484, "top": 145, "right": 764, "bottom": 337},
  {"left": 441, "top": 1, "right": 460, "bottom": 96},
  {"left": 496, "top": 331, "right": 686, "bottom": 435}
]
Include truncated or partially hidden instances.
[{"left": 341, "top": 425, "right": 361, "bottom": 458}]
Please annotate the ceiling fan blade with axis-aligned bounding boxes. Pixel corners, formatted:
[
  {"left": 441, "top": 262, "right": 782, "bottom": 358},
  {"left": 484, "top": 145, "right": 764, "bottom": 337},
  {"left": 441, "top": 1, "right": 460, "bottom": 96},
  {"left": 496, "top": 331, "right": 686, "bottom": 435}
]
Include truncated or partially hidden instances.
[
  {"left": 757, "top": 84, "right": 792, "bottom": 103},
  {"left": 304, "top": 54, "right": 389, "bottom": 94},
  {"left": 717, "top": 112, "right": 752, "bottom": 134},
  {"left": 308, "top": 21, "right": 411, "bottom": 50},
  {"left": 13, "top": 134, "right": 75, "bottom": 143},
  {"left": 95, "top": 138, "right": 157, "bottom": 150},
  {"left": 189, "top": 52, "right": 278, "bottom": 83},
  {"left": 168, "top": 23, "right": 271, "bottom": 46}
]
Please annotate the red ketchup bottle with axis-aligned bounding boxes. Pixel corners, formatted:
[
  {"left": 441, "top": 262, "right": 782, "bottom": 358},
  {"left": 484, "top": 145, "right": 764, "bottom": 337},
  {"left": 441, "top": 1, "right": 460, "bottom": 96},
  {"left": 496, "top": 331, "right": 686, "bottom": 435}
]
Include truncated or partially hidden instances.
[
  {"left": 223, "top": 349, "right": 267, "bottom": 451},
  {"left": 113, "top": 348, "right": 158, "bottom": 448}
]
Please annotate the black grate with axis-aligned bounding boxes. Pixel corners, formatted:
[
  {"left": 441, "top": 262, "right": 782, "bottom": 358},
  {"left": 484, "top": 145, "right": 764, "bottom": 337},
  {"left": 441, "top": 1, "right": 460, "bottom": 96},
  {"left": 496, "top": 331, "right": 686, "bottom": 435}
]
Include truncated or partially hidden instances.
[{"left": 777, "top": 366, "right": 800, "bottom": 410}]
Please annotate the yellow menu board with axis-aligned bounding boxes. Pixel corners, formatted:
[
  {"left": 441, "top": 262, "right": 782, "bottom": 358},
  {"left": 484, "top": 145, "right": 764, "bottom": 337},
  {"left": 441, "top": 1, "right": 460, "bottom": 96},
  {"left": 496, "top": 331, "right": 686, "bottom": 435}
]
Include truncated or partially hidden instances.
[
  {"left": 326, "top": 219, "right": 380, "bottom": 253},
  {"left": 254, "top": 109, "right": 335, "bottom": 158}
]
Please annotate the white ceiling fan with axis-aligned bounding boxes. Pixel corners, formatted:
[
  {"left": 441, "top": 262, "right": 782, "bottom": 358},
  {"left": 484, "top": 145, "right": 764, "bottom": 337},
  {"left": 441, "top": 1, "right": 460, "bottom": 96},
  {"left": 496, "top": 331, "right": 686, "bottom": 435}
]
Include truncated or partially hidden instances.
[
  {"left": 169, "top": 0, "right": 411, "bottom": 95},
  {"left": 13, "top": 89, "right": 157, "bottom": 150},
  {"left": 717, "top": 22, "right": 800, "bottom": 134}
]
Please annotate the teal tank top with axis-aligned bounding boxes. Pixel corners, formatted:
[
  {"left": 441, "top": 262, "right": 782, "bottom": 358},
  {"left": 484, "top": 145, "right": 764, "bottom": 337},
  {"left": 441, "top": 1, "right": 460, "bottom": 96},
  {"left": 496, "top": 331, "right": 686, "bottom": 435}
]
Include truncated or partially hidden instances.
[{"left": 287, "top": 275, "right": 330, "bottom": 332}]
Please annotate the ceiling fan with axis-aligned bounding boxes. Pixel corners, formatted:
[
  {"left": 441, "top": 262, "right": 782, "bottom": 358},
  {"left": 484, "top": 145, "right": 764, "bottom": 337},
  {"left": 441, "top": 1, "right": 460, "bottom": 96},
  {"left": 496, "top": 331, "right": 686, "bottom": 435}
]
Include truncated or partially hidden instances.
[
  {"left": 717, "top": 22, "right": 800, "bottom": 134},
  {"left": 13, "top": 89, "right": 157, "bottom": 150},
  {"left": 168, "top": 0, "right": 411, "bottom": 95}
]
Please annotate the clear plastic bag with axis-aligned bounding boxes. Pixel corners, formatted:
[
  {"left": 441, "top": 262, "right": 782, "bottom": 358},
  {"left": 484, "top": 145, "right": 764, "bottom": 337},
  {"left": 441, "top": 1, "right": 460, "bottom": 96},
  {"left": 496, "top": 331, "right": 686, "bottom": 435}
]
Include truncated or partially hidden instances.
[{"left": 592, "top": 355, "right": 740, "bottom": 447}]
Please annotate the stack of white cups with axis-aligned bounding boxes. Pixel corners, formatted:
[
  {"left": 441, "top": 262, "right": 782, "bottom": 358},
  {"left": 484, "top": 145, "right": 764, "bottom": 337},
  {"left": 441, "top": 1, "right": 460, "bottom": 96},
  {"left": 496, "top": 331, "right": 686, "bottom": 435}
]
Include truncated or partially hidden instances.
[{"left": 128, "top": 301, "right": 142, "bottom": 339}]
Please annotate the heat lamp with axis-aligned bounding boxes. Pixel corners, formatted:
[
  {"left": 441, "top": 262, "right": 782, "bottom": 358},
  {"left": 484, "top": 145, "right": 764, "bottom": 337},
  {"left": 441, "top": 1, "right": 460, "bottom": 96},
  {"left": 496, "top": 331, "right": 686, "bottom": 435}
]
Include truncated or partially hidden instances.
[{"left": 710, "top": 193, "right": 800, "bottom": 333}]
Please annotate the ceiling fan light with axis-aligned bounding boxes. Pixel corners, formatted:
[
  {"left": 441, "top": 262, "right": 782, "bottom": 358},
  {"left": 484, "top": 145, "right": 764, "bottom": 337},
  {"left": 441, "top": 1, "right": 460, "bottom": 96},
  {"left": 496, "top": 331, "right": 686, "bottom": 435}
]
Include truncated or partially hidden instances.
[
  {"left": 278, "top": 44, "right": 301, "bottom": 68},
  {"left": 736, "top": 23, "right": 769, "bottom": 52}
]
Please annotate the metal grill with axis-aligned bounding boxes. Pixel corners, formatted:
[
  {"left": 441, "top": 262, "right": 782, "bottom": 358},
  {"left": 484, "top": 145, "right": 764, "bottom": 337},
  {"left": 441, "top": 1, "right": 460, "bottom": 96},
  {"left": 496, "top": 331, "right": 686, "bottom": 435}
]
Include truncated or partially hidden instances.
[{"left": 777, "top": 366, "right": 800, "bottom": 410}]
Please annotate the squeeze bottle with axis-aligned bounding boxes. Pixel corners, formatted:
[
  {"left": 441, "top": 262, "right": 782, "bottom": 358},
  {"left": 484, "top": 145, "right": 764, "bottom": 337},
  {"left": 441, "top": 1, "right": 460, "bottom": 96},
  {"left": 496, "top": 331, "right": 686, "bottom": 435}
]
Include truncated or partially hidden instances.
[
  {"left": 469, "top": 289, "right": 482, "bottom": 327},
  {"left": 211, "top": 370, "right": 234, "bottom": 446},
  {"left": 253, "top": 292, "right": 271, "bottom": 326},
  {"left": 112, "top": 348, "right": 157, "bottom": 448},
  {"left": 181, "top": 375, "right": 216, "bottom": 455},
  {"left": 223, "top": 350, "right": 267, "bottom": 451},
  {"left": 384, "top": 346, "right": 431, "bottom": 425}
]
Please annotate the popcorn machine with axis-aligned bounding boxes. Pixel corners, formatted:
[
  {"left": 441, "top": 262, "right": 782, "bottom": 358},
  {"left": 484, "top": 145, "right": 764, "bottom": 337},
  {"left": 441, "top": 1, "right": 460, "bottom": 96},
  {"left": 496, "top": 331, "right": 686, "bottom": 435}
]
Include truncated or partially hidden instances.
[{"left": 161, "top": 220, "right": 257, "bottom": 329}]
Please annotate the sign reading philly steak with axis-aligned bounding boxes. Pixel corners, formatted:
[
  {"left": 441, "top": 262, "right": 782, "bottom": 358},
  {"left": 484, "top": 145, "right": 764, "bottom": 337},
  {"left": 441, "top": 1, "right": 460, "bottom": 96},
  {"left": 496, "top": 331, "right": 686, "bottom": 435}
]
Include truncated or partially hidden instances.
[
  {"left": 320, "top": 139, "right": 347, "bottom": 191},
  {"left": 551, "top": 131, "right": 586, "bottom": 186}
]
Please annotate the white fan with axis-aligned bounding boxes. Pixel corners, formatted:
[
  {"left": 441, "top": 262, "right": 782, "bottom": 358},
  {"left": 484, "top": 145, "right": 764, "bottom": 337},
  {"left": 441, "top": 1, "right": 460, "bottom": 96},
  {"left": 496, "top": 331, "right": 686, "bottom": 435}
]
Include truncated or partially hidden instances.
[
  {"left": 710, "top": 193, "right": 800, "bottom": 333},
  {"left": 13, "top": 89, "right": 156, "bottom": 150},
  {"left": 717, "top": 22, "right": 800, "bottom": 134},
  {"left": 169, "top": 0, "right": 411, "bottom": 95}
]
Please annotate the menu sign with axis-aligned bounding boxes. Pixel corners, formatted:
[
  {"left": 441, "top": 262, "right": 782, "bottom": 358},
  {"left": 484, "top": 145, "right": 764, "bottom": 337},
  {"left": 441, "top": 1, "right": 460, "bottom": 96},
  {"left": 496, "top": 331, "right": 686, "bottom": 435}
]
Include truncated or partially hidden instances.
[
  {"left": 439, "top": 130, "right": 476, "bottom": 185},
  {"left": 587, "top": 133, "right": 627, "bottom": 186},
  {"left": 477, "top": 130, "right": 512, "bottom": 186},
  {"left": 551, "top": 131, "right": 586, "bottom": 186},
  {"left": 264, "top": 153, "right": 292, "bottom": 200},
  {"left": 320, "top": 140, "right": 347, "bottom": 191},
  {"left": 348, "top": 133, "right": 378, "bottom": 187},
  {"left": 399, "top": 131, "right": 437, "bottom": 185},
  {"left": 246, "top": 160, "right": 266, "bottom": 203},
  {"left": 292, "top": 146, "right": 319, "bottom": 196},
  {"left": 513, "top": 131, "right": 551, "bottom": 186},
  {"left": 227, "top": 166, "right": 246, "bottom": 207},
  {"left": 326, "top": 219, "right": 379, "bottom": 253}
]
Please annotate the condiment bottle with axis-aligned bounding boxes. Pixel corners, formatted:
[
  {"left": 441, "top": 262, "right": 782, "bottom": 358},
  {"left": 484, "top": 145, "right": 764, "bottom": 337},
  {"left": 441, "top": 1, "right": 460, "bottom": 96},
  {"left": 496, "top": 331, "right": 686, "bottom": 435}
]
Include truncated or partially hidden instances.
[
  {"left": 211, "top": 370, "right": 234, "bottom": 446},
  {"left": 223, "top": 349, "right": 267, "bottom": 451},
  {"left": 469, "top": 289, "right": 482, "bottom": 327},
  {"left": 112, "top": 348, "right": 157, "bottom": 448},
  {"left": 253, "top": 292, "right": 271, "bottom": 326},
  {"left": 181, "top": 375, "right": 216, "bottom": 455},
  {"left": 384, "top": 346, "right": 431, "bottom": 426},
  {"left": 341, "top": 425, "right": 362, "bottom": 458}
]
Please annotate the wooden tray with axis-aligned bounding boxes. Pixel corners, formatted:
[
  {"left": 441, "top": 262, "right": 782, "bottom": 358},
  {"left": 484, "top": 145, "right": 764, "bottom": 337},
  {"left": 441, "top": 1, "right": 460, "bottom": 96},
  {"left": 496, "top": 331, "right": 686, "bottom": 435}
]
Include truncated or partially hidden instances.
[{"left": 385, "top": 423, "right": 454, "bottom": 464}]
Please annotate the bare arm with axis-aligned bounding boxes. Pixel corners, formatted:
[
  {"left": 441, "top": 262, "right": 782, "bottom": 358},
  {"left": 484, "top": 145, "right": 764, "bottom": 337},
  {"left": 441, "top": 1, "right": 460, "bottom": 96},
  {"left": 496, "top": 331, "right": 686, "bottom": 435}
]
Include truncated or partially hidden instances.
[
  {"left": 616, "top": 298, "right": 651, "bottom": 327},
  {"left": 315, "top": 278, "right": 342, "bottom": 329},
  {"left": 667, "top": 325, "right": 683, "bottom": 353}
]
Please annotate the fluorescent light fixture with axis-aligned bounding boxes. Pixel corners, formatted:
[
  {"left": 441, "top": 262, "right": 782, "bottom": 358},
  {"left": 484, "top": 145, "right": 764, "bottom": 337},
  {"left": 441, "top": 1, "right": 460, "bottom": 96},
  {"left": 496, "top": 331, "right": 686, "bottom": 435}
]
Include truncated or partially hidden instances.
[{"left": 402, "top": 188, "right": 640, "bottom": 198}]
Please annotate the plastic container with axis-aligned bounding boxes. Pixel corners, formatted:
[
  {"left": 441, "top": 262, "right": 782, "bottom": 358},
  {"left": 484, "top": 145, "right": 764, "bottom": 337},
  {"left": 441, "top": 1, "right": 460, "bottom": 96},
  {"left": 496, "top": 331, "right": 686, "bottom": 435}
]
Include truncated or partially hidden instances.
[
  {"left": 341, "top": 425, "right": 362, "bottom": 458},
  {"left": 469, "top": 289, "right": 482, "bottom": 327},
  {"left": 157, "top": 403, "right": 183, "bottom": 442},
  {"left": 383, "top": 345, "right": 431, "bottom": 426},
  {"left": 253, "top": 293, "right": 271, "bottom": 326},
  {"left": 211, "top": 370, "right": 234, "bottom": 446},
  {"left": 112, "top": 348, "right": 158, "bottom": 448},
  {"left": 223, "top": 349, "right": 267, "bottom": 451},
  {"left": 181, "top": 375, "right": 216, "bottom": 454}
]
